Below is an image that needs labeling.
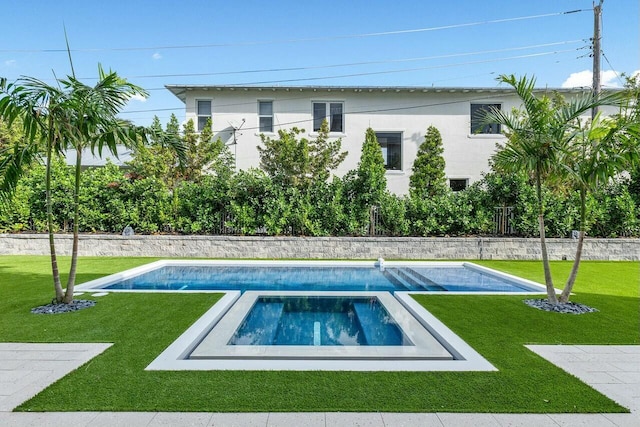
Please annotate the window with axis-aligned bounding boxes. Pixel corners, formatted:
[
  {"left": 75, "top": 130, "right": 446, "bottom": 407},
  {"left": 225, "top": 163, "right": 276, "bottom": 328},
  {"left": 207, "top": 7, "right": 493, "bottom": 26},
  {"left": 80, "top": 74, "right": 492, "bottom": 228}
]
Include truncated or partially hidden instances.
[
  {"left": 197, "top": 100, "right": 212, "bottom": 132},
  {"left": 312, "top": 102, "right": 343, "bottom": 133},
  {"left": 449, "top": 179, "right": 468, "bottom": 192},
  {"left": 375, "top": 132, "right": 402, "bottom": 171},
  {"left": 470, "top": 103, "right": 501, "bottom": 134},
  {"left": 258, "top": 101, "right": 273, "bottom": 133}
]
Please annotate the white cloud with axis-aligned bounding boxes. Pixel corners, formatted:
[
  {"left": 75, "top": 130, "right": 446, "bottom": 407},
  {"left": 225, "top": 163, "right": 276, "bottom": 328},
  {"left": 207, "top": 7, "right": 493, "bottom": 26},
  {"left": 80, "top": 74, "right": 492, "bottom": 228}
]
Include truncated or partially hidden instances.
[
  {"left": 130, "top": 94, "right": 147, "bottom": 102},
  {"left": 561, "top": 70, "right": 624, "bottom": 88},
  {"left": 4, "top": 59, "right": 16, "bottom": 66},
  {"left": 561, "top": 70, "right": 592, "bottom": 88},
  {"left": 152, "top": 52, "right": 162, "bottom": 60},
  {"left": 600, "top": 71, "right": 622, "bottom": 88}
]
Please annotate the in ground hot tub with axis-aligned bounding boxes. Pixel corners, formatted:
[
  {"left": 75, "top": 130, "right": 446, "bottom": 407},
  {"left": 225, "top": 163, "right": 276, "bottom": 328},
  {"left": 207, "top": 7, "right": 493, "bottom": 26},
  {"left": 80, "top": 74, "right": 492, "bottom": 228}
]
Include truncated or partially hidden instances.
[
  {"left": 189, "top": 292, "right": 453, "bottom": 360},
  {"left": 227, "top": 295, "right": 410, "bottom": 346}
]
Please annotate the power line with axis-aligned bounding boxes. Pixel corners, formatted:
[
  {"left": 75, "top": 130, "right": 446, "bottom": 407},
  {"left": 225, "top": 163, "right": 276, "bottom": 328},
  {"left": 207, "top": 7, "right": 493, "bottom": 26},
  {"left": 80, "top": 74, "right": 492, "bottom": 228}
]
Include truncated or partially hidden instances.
[
  {"left": 119, "top": 48, "right": 582, "bottom": 116},
  {"left": 131, "top": 95, "right": 506, "bottom": 132},
  {"left": 146, "top": 89, "right": 594, "bottom": 134},
  {"left": 121, "top": 40, "right": 584, "bottom": 80},
  {"left": 121, "top": 68, "right": 599, "bottom": 125},
  {"left": 8, "top": 39, "right": 584, "bottom": 89},
  {"left": 128, "top": 46, "right": 579, "bottom": 93},
  {"left": 121, "top": 94, "right": 476, "bottom": 120},
  {"left": 222, "top": 49, "right": 580, "bottom": 86},
  {"left": 121, "top": 93, "right": 326, "bottom": 114},
  {"left": 0, "top": 9, "right": 589, "bottom": 53},
  {"left": 602, "top": 52, "right": 625, "bottom": 87},
  {"left": 121, "top": 106, "right": 183, "bottom": 114}
]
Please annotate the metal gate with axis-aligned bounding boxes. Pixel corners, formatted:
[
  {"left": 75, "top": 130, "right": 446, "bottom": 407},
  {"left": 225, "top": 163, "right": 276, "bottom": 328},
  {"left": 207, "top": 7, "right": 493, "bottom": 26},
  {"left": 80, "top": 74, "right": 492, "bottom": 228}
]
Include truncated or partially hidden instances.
[{"left": 494, "top": 206, "right": 515, "bottom": 235}]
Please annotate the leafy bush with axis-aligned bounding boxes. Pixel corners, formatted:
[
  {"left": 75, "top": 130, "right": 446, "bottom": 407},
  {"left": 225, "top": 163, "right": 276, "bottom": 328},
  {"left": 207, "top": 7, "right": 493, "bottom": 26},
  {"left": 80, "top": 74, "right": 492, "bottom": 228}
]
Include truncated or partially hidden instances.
[
  {"left": 590, "top": 181, "right": 640, "bottom": 237},
  {"left": 376, "top": 193, "right": 409, "bottom": 236},
  {"left": 225, "top": 169, "right": 272, "bottom": 235},
  {"left": 2, "top": 157, "right": 640, "bottom": 238},
  {"left": 17, "top": 160, "right": 74, "bottom": 232},
  {"left": 175, "top": 176, "right": 230, "bottom": 234}
]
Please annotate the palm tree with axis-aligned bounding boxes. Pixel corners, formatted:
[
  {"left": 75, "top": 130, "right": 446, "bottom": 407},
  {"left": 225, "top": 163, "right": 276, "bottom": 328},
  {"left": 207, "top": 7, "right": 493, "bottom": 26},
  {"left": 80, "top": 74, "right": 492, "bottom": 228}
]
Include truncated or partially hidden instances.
[
  {"left": 0, "top": 68, "right": 149, "bottom": 304},
  {"left": 482, "top": 74, "right": 623, "bottom": 304},
  {"left": 59, "top": 66, "right": 148, "bottom": 303},
  {"left": 1, "top": 76, "right": 71, "bottom": 300},
  {"left": 559, "top": 113, "right": 640, "bottom": 302}
]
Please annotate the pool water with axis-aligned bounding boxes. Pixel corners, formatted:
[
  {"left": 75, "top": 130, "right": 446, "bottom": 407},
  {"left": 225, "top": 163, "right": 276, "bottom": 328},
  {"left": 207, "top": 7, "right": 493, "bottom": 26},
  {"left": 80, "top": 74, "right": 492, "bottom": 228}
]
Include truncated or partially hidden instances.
[
  {"left": 103, "top": 264, "right": 535, "bottom": 293},
  {"left": 187, "top": 291, "right": 459, "bottom": 364},
  {"left": 228, "top": 296, "right": 410, "bottom": 346}
]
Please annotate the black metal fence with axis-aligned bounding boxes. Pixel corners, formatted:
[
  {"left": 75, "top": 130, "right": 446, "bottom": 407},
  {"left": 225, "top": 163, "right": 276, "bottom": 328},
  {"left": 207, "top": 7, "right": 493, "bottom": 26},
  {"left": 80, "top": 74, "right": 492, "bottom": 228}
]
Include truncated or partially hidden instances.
[
  {"left": 493, "top": 206, "right": 515, "bottom": 235},
  {"left": 209, "top": 205, "right": 516, "bottom": 236}
]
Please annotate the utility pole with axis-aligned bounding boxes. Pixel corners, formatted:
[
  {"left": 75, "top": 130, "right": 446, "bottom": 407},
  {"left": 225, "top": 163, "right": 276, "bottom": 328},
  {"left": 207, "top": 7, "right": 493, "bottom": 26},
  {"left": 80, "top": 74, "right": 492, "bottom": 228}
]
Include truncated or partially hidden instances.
[{"left": 592, "top": 0, "right": 603, "bottom": 119}]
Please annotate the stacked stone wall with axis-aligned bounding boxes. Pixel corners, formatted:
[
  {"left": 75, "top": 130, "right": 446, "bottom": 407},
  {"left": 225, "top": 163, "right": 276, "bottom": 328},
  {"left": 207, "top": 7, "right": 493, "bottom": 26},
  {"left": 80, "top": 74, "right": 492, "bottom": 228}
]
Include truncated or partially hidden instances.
[{"left": 1, "top": 234, "right": 638, "bottom": 260}]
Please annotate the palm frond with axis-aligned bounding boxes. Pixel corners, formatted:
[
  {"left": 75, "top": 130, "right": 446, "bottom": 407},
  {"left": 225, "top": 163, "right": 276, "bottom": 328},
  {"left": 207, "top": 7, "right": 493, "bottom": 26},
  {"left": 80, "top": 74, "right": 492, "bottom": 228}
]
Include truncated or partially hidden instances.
[{"left": 0, "top": 141, "right": 41, "bottom": 205}]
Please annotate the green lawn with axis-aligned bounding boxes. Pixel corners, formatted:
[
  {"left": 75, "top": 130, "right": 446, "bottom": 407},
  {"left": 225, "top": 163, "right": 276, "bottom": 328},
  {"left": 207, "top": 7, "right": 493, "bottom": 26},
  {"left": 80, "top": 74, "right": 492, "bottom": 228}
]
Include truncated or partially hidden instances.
[{"left": 1, "top": 256, "right": 638, "bottom": 413}]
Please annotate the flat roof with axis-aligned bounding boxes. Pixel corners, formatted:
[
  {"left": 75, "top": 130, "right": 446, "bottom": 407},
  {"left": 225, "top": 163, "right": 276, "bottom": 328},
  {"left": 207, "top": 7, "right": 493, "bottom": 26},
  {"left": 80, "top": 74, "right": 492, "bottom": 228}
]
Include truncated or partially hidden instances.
[{"left": 165, "top": 84, "right": 601, "bottom": 104}]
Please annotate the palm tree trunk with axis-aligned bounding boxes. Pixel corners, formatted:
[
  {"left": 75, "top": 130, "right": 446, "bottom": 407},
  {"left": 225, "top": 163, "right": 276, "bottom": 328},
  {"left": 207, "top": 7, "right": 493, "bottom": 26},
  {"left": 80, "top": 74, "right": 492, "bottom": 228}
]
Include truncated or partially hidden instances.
[
  {"left": 63, "top": 146, "right": 82, "bottom": 303},
  {"left": 561, "top": 188, "right": 586, "bottom": 303},
  {"left": 536, "top": 176, "right": 557, "bottom": 304},
  {"left": 46, "top": 133, "right": 64, "bottom": 303}
]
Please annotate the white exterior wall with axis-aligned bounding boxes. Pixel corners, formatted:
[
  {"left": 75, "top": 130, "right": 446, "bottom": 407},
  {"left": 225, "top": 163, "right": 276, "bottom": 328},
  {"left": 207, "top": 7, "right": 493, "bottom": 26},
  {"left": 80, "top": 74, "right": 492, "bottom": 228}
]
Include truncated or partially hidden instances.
[{"left": 183, "top": 87, "right": 524, "bottom": 194}]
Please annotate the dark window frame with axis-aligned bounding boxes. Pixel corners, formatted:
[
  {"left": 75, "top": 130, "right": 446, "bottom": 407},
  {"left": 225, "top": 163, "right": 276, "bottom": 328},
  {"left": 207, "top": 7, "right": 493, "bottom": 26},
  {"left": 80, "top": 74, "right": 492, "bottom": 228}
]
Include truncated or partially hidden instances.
[
  {"left": 375, "top": 131, "right": 403, "bottom": 171},
  {"left": 312, "top": 101, "right": 344, "bottom": 133},
  {"left": 197, "top": 99, "right": 212, "bottom": 132},
  {"left": 470, "top": 103, "right": 501, "bottom": 134},
  {"left": 258, "top": 100, "right": 274, "bottom": 133},
  {"left": 449, "top": 178, "right": 469, "bottom": 192}
]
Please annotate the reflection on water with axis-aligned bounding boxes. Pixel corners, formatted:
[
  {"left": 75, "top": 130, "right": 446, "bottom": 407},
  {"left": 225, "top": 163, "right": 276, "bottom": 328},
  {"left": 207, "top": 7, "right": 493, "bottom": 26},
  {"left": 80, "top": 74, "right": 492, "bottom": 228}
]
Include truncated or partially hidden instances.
[
  {"left": 106, "top": 265, "right": 531, "bottom": 292},
  {"left": 228, "top": 296, "right": 411, "bottom": 346}
]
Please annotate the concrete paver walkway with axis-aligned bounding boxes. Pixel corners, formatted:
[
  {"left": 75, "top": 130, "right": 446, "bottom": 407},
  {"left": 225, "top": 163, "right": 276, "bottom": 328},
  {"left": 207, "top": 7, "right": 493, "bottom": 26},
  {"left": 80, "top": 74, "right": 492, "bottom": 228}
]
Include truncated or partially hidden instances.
[
  {"left": 528, "top": 345, "right": 640, "bottom": 416},
  {"left": 0, "top": 343, "right": 638, "bottom": 426},
  {"left": 0, "top": 343, "right": 111, "bottom": 412}
]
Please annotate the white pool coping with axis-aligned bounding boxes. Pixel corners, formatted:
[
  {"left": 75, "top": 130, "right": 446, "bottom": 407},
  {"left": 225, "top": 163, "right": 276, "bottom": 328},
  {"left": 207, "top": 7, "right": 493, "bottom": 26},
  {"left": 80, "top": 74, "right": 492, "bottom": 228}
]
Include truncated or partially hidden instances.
[
  {"left": 75, "top": 259, "right": 550, "bottom": 295},
  {"left": 190, "top": 291, "right": 453, "bottom": 360},
  {"left": 146, "top": 291, "right": 497, "bottom": 372}
]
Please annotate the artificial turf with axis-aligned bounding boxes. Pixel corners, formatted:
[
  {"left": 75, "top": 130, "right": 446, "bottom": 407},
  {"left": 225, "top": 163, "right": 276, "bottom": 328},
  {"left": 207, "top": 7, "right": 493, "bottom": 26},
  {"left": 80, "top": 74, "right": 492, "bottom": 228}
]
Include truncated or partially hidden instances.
[{"left": 0, "top": 256, "right": 637, "bottom": 413}]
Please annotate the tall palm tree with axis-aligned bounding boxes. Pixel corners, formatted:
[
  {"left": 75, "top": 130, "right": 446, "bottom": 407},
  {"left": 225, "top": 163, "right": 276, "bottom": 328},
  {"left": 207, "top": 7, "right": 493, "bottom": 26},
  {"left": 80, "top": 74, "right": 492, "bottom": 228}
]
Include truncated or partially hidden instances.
[
  {"left": 59, "top": 66, "right": 148, "bottom": 303},
  {"left": 559, "top": 113, "right": 640, "bottom": 302},
  {"left": 0, "top": 68, "right": 149, "bottom": 304},
  {"left": 0, "top": 76, "right": 71, "bottom": 300},
  {"left": 482, "top": 74, "right": 623, "bottom": 304}
]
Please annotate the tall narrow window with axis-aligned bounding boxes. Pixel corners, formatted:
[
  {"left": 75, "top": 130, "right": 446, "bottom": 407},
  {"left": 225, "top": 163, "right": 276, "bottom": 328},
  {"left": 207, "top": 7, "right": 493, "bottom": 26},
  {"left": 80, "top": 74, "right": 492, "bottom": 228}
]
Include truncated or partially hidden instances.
[
  {"left": 329, "top": 102, "right": 343, "bottom": 133},
  {"left": 258, "top": 101, "right": 273, "bottom": 133},
  {"left": 197, "top": 100, "right": 212, "bottom": 132},
  {"left": 375, "top": 132, "right": 402, "bottom": 171},
  {"left": 313, "top": 102, "right": 326, "bottom": 132},
  {"left": 470, "top": 103, "right": 501, "bottom": 134},
  {"left": 312, "top": 101, "right": 344, "bottom": 132}
]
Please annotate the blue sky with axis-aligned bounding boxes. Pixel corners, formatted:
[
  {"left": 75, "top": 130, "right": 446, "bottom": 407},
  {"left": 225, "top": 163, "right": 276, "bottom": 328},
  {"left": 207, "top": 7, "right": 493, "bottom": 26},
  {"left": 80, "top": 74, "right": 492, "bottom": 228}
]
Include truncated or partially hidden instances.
[{"left": 1, "top": 0, "right": 638, "bottom": 127}]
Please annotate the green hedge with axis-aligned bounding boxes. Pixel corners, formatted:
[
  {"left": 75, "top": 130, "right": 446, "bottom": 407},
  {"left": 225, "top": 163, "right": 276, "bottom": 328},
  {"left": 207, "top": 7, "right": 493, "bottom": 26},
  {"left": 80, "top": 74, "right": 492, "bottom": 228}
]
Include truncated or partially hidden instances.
[{"left": 1, "top": 161, "right": 638, "bottom": 237}]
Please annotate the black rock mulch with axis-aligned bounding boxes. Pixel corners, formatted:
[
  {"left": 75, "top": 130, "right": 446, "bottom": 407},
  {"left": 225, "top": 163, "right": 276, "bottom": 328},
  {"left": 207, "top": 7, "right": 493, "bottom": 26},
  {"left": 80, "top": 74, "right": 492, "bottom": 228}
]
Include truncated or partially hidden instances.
[
  {"left": 524, "top": 298, "right": 598, "bottom": 314},
  {"left": 31, "top": 300, "right": 97, "bottom": 314}
]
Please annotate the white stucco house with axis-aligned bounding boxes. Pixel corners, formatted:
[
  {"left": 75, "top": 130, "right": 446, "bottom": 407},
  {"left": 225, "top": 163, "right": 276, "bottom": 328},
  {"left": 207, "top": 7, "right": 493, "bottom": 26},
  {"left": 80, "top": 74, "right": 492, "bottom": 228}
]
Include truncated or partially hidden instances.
[{"left": 165, "top": 84, "right": 595, "bottom": 195}]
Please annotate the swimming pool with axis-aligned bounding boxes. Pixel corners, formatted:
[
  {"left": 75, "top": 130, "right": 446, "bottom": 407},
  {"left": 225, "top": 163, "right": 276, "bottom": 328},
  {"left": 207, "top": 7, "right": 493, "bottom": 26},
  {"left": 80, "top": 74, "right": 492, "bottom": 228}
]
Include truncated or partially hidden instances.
[
  {"left": 77, "top": 260, "right": 546, "bottom": 294},
  {"left": 77, "top": 260, "right": 543, "bottom": 371}
]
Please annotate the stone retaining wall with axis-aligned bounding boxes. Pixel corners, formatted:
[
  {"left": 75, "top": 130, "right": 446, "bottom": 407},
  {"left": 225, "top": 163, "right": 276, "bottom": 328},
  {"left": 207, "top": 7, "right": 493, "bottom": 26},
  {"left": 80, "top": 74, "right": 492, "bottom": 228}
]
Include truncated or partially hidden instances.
[{"left": 0, "top": 234, "right": 638, "bottom": 260}]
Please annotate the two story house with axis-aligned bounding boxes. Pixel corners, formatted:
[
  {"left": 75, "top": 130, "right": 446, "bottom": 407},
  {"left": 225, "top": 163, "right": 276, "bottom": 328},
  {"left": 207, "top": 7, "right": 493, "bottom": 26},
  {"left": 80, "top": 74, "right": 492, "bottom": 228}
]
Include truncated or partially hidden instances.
[{"left": 165, "top": 84, "right": 589, "bottom": 195}]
